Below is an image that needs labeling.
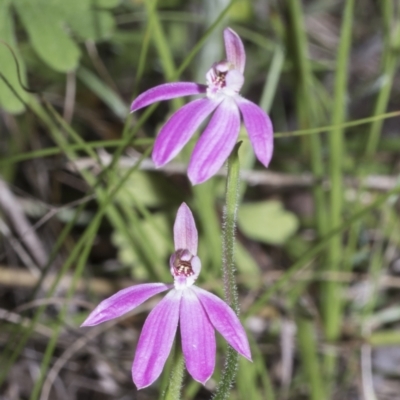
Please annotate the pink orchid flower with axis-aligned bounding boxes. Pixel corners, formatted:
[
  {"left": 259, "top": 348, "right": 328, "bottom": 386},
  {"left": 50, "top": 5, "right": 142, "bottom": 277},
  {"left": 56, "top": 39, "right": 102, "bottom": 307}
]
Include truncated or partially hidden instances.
[
  {"left": 131, "top": 28, "right": 274, "bottom": 185},
  {"left": 81, "top": 203, "right": 251, "bottom": 389}
]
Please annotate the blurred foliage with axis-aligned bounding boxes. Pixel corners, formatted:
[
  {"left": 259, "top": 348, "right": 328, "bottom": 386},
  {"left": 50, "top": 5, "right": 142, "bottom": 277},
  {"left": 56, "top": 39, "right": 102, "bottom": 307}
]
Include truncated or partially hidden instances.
[
  {"left": 0, "top": 0, "right": 117, "bottom": 113},
  {"left": 238, "top": 200, "right": 299, "bottom": 245},
  {"left": 1, "top": 0, "right": 400, "bottom": 399}
]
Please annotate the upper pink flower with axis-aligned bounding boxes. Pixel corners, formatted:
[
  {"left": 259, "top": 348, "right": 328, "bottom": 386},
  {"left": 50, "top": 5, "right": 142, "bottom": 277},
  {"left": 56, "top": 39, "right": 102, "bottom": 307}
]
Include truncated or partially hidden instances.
[
  {"left": 131, "top": 28, "right": 274, "bottom": 185},
  {"left": 81, "top": 203, "right": 251, "bottom": 389}
]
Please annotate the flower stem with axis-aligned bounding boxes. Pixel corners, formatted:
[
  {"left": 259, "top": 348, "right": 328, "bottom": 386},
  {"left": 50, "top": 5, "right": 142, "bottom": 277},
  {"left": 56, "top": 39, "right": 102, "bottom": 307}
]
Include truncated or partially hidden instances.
[
  {"left": 222, "top": 142, "right": 241, "bottom": 312},
  {"left": 212, "top": 142, "right": 242, "bottom": 400},
  {"left": 162, "top": 340, "right": 185, "bottom": 400}
]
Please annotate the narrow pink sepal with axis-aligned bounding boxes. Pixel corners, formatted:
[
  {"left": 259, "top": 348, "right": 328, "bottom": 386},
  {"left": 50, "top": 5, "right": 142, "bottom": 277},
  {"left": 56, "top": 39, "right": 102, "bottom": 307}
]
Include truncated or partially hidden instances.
[
  {"left": 235, "top": 97, "right": 274, "bottom": 167},
  {"left": 130, "top": 82, "right": 207, "bottom": 112},
  {"left": 224, "top": 28, "right": 246, "bottom": 74},
  {"left": 193, "top": 286, "right": 252, "bottom": 361},
  {"left": 174, "top": 203, "right": 198, "bottom": 255},
  {"left": 132, "top": 289, "right": 182, "bottom": 389},
  {"left": 152, "top": 97, "right": 221, "bottom": 167},
  {"left": 188, "top": 98, "right": 240, "bottom": 185},
  {"left": 81, "top": 283, "right": 171, "bottom": 327},
  {"left": 180, "top": 288, "right": 216, "bottom": 384}
]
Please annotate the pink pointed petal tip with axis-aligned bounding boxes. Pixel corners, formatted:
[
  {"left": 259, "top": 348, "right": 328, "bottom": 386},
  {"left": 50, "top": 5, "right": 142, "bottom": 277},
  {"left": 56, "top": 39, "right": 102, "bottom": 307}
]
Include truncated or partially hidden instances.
[
  {"left": 188, "top": 98, "right": 240, "bottom": 185},
  {"left": 81, "top": 283, "right": 170, "bottom": 327},
  {"left": 174, "top": 203, "right": 198, "bottom": 254},
  {"left": 181, "top": 288, "right": 216, "bottom": 384},
  {"left": 130, "top": 82, "right": 207, "bottom": 112},
  {"left": 193, "top": 286, "right": 252, "bottom": 361},
  {"left": 132, "top": 290, "right": 182, "bottom": 389},
  {"left": 152, "top": 97, "right": 221, "bottom": 167},
  {"left": 236, "top": 97, "right": 274, "bottom": 168},
  {"left": 224, "top": 28, "right": 246, "bottom": 74}
]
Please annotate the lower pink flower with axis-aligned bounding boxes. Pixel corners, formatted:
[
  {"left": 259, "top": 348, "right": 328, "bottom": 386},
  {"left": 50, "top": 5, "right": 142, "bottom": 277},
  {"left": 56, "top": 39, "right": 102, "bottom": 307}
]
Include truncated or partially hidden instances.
[{"left": 81, "top": 203, "right": 251, "bottom": 389}]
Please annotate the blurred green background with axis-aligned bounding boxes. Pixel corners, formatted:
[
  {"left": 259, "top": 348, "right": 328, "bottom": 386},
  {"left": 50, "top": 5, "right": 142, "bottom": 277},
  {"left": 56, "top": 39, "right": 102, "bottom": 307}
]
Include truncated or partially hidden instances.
[{"left": 1, "top": 0, "right": 400, "bottom": 399}]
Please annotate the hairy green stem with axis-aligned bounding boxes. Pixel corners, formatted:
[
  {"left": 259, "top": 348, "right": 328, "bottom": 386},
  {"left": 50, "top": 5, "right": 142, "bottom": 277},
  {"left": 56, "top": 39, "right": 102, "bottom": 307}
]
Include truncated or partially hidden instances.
[
  {"left": 212, "top": 142, "right": 241, "bottom": 400},
  {"left": 162, "top": 341, "right": 185, "bottom": 400}
]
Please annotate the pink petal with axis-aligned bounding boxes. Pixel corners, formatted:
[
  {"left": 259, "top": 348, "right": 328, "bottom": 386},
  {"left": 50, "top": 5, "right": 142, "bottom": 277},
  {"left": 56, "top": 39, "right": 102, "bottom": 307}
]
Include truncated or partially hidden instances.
[
  {"left": 174, "top": 203, "right": 198, "bottom": 254},
  {"left": 152, "top": 98, "right": 222, "bottom": 167},
  {"left": 81, "top": 283, "right": 171, "bottom": 326},
  {"left": 225, "top": 70, "right": 244, "bottom": 93},
  {"left": 188, "top": 98, "right": 240, "bottom": 185},
  {"left": 130, "top": 82, "right": 207, "bottom": 112},
  {"left": 224, "top": 28, "right": 246, "bottom": 74},
  {"left": 132, "top": 289, "right": 182, "bottom": 389},
  {"left": 236, "top": 97, "right": 274, "bottom": 167},
  {"left": 180, "top": 288, "right": 216, "bottom": 384},
  {"left": 192, "top": 286, "right": 251, "bottom": 361}
]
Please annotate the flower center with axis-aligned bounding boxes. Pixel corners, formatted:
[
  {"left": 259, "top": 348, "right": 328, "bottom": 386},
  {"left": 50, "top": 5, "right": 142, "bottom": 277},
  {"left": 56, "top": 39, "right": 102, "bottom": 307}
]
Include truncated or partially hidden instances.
[
  {"left": 172, "top": 249, "right": 195, "bottom": 277},
  {"left": 206, "top": 60, "right": 243, "bottom": 98},
  {"left": 206, "top": 61, "right": 230, "bottom": 96},
  {"left": 213, "top": 70, "right": 228, "bottom": 89}
]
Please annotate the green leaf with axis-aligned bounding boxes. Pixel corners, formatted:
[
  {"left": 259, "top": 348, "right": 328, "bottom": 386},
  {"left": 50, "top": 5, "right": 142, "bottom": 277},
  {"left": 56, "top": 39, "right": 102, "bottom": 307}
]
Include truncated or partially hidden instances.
[
  {"left": 0, "top": 0, "right": 28, "bottom": 113},
  {"left": 59, "top": 0, "right": 115, "bottom": 41},
  {"left": 12, "top": 0, "right": 117, "bottom": 73},
  {"left": 69, "top": 10, "right": 115, "bottom": 41},
  {"left": 238, "top": 201, "right": 299, "bottom": 245},
  {"left": 14, "top": 0, "right": 81, "bottom": 72}
]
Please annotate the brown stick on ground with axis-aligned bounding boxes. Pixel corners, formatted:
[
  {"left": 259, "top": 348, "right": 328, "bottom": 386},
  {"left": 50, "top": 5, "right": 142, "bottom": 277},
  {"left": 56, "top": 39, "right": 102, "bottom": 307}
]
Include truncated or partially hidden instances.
[{"left": 0, "top": 177, "right": 48, "bottom": 268}]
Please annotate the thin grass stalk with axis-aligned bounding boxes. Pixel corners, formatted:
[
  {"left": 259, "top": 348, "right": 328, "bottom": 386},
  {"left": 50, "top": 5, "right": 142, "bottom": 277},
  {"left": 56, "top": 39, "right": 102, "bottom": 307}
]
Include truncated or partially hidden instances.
[
  {"left": 322, "top": 0, "right": 355, "bottom": 388},
  {"left": 133, "top": 0, "right": 156, "bottom": 99},
  {"left": 286, "top": 0, "right": 328, "bottom": 237},
  {"left": 362, "top": 208, "right": 397, "bottom": 321},
  {"left": 365, "top": 1, "right": 400, "bottom": 158},
  {"left": 248, "top": 334, "right": 276, "bottom": 400},
  {"left": 143, "top": 0, "right": 182, "bottom": 110},
  {"left": 296, "top": 317, "right": 325, "bottom": 400},
  {"left": 259, "top": 45, "right": 285, "bottom": 114},
  {"left": 286, "top": 2, "right": 326, "bottom": 397}
]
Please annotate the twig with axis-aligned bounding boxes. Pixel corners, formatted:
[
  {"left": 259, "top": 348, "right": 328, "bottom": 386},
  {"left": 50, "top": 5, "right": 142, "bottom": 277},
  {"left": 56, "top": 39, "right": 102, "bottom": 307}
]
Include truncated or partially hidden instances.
[
  {"left": 67, "top": 153, "right": 400, "bottom": 191},
  {"left": 3, "top": 267, "right": 400, "bottom": 294},
  {"left": 361, "top": 343, "right": 378, "bottom": 400},
  {"left": 85, "top": 40, "right": 119, "bottom": 93},
  {"left": 0, "top": 177, "right": 47, "bottom": 267},
  {"left": 0, "top": 266, "right": 132, "bottom": 295},
  {"left": 0, "top": 219, "right": 40, "bottom": 276},
  {"left": 0, "top": 307, "right": 53, "bottom": 338},
  {"left": 63, "top": 71, "right": 76, "bottom": 124}
]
